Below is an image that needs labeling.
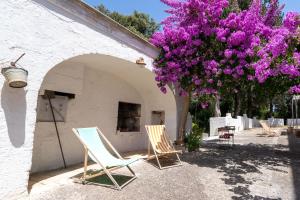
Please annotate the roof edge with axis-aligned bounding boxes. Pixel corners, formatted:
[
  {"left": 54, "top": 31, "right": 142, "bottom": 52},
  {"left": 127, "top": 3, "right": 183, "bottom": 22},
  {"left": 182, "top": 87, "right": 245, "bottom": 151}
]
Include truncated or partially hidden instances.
[
  {"left": 40, "top": 0, "right": 160, "bottom": 58},
  {"left": 75, "top": 0, "right": 160, "bottom": 57},
  {"left": 78, "top": 0, "right": 158, "bottom": 48}
]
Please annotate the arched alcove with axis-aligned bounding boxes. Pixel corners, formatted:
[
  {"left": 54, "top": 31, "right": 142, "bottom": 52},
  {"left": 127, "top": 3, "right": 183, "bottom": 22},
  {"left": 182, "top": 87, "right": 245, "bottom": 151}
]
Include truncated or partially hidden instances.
[{"left": 30, "top": 54, "right": 177, "bottom": 174}]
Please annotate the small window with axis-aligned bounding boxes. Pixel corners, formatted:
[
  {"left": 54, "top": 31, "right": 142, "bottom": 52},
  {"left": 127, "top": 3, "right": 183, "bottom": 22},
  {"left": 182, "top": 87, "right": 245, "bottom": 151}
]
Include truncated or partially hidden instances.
[
  {"left": 117, "top": 102, "right": 141, "bottom": 132},
  {"left": 151, "top": 111, "right": 165, "bottom": 125}
]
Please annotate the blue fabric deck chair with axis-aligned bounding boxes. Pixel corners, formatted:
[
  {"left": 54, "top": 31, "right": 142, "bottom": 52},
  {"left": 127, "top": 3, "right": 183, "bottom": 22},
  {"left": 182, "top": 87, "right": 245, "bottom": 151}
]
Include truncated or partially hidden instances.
[{"left": 72, "top": 127, "right": 138, "bottom": 190}]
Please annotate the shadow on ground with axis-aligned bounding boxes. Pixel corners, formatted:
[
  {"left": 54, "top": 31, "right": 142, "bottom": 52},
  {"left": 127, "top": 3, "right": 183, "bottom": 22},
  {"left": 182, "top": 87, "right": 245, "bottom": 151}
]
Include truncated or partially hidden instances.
[
  {"left": 288, "top": 133, "right": 300, "bottom": 200},
  {"left": 72, "top": 169, "right": 134, "bottom": 189},
  {"left": 181, "top": 141, "right": 300, "bottom": 200},
  {"left": 146, "top": 154, "right": 181, "bottom": 169}
]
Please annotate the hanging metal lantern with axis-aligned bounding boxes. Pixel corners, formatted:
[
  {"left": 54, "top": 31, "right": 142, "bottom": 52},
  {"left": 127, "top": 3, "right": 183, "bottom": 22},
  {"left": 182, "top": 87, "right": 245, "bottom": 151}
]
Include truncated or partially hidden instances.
[{"left": 1, "top": 53, "right": 28, "bottom": 88}]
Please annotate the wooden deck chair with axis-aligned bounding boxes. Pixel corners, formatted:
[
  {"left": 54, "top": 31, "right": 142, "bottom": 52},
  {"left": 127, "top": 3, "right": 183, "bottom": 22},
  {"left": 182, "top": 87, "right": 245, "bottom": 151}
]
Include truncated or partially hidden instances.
[
  {"left": 145, "top": 125, "right": 182, "bottom": 169},
  {"left": 72, "top": 127, "right": 138, "bottom": 190},
  {"left": 259, "top": 120, "right": 277, "bottom": 135}
]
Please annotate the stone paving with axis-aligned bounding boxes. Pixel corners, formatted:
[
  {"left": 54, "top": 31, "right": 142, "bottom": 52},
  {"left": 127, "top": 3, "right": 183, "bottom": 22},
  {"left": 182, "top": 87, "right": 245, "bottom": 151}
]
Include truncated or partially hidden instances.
[{"left": 29, "top": 128, "right": 300, "bottom": 200}]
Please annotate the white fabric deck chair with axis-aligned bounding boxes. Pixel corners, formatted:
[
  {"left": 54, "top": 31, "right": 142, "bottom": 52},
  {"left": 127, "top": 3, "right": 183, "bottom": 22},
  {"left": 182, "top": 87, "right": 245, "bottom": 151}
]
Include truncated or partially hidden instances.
[
  {"left": 145, "top": 125, "right": 182, "bottom": 169},
  {"left": 72, "top": 127, "right": 138, "bottom": 190},
  {"left": 259, "top": 120, "right": 277, "bottom": 135}
]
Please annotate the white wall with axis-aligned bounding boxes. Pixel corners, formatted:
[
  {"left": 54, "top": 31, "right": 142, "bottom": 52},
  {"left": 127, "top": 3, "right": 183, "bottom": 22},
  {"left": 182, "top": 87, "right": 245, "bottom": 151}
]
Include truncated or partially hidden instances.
[
  {"left": 287, "top": 119, "right": 300, "bottom": 126},
  {"left": 209, "top": 114, "right": 256, "bottom": 136},
  {"left": 268, "top": 118, "right": 284, "bottom": 127},
  {"left": 209, "top": 117, "right": 227, "bottom": 136},
  {"left": 32, "top": 66, "right": 151, "bottom": 173},
  {"left": 0, "top": 0, "right": 176, "bottom": 199},
  {"left": 253, "top": 117, "right": 261, "bottom": 127},
  {"left": 237, "top": 116, "right": 245, "bottom": 131}
]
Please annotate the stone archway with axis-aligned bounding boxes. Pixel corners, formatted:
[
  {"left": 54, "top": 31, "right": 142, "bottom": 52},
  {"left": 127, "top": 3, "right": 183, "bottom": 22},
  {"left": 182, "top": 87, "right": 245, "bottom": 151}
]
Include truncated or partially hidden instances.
[
  {"left": 0, "top": 0, "right": 164, "bottom": 198},
  {"left": 30, "top": 54, "right": 177, "bottom": 174}
]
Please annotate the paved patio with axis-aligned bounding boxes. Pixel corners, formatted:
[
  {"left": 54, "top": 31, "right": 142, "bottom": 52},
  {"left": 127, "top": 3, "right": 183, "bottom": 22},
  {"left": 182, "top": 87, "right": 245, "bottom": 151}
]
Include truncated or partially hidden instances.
[{"left": 29, "top": 128, "right": 300, "bottom": 200}]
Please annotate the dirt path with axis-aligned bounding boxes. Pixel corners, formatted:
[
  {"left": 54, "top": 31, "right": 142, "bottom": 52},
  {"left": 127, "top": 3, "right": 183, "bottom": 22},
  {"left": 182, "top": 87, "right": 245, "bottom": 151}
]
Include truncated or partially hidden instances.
[{"left": 29, "top": 128, "right": 300, "bottom": 200}]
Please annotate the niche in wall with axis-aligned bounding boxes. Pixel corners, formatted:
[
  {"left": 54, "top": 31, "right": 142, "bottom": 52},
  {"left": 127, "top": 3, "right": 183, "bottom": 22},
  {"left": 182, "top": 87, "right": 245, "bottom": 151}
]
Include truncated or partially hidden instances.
[
  {"left": 36, "top": 90, "right": 75, "bottom": 122},
  {"left": 117, "top": 102, "right": 141, "bottom": 132}
]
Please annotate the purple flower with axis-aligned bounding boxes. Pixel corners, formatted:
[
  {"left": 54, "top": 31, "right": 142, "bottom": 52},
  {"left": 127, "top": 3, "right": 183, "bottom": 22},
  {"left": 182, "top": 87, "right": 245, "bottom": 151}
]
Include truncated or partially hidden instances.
[
  {"left": 280, "top": 63, "right": 300, "bottom": 77},
  {"left": 284, "top": 12, "right": 300, "bottom": 32},
  {"left": 223, "top": 68, "right": 232, "bottom": 75},
  {"left": 150, "top": 0, "right": 300, "bottom": 102},
  {"left": 201, "top": 102, "right": 209, "bottom": 109},
  {"left": 208, "top": 79, "right": 214, "bottom": 84},
  {"left": 228, "top": 31, "right": 246, "bottom": 46},
  {"left": 294, "top": 52, "right": 300, "bottom": 65},
  {"left": 289, "top": 85, "right": 300, "bottom": 94},
  {"left": 160, "top": 86, "right": 167, "bottom": 94},
  {"left": 163, "top": 45, "right": 170, "bottom": 52},
  {"left": 217, "top": 80, "right": 222, "bottom": 86},
  {"left": 224, "top": 49, "right": 233, "bottom": 58},
  {"left": 247, "top": 75, "right": 254, "bottom": 80}
]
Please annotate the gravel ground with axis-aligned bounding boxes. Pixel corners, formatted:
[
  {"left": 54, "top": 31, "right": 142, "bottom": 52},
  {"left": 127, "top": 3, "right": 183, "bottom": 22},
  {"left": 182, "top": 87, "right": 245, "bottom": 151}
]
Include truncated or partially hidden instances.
[{"left": 29, "top": 128, "right": 300, "bottom": 200}]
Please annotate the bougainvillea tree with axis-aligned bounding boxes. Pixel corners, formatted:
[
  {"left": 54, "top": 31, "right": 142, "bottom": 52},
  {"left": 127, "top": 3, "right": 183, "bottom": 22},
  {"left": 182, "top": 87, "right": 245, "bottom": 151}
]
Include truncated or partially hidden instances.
[{"left": 150, "top": 0, "right": 300, "bottom": 143}]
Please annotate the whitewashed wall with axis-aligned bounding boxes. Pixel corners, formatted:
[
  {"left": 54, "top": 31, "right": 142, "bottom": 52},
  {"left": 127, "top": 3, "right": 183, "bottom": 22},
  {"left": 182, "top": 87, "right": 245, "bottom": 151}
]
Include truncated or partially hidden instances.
[
  {"left": 268, "top": 118, "right": 284, "bottom": 127},
  {"left": 237, "top": 116, "right": 245, "bottom": 131},
  {"left": 209, "top": 117, "right": 227, "bottom": 136},
  {"left": 253, "top": 117, "right": 261, "bottom": 127},
  {"left": 33, "top": 67, "right": 139, "bottom": 172},
  {"left": 226, "top": 117, "right": 240, "bottom": 131},
  {"left": 287, "top": 119, "right": 300, "bottom": 126},
  {"left": 210, "top": 114, "right": 256, "bottom": 136},
  {"left": 32, "top": 62, "right": 177, "bottom": 173},
  {"left": 0, "top": 0, "right": 177, "bottom": 199},
  {"left": 209, "top": 115, "right": 286, "bottom": 136}
]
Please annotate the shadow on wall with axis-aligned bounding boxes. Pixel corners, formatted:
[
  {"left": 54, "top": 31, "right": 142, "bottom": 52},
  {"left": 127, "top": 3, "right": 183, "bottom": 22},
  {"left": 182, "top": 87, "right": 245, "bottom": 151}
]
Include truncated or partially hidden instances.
[{"left": 1, "top": 83, "right": 27, "bottom": 147}]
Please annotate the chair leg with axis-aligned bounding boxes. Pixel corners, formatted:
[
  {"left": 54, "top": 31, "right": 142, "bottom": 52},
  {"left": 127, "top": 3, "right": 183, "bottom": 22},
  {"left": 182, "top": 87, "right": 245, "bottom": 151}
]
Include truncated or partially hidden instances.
[
  {"left": 103, "top": 168, "right": 122, "bottom": 190},
  {"left": 155, "top": 153, "right": 183, "bottom": 169},
  {"left": 175, "top": 153, "right": 182, "bottom": 165},
  {"left": 126, "top": 166, "right": 136, "bottom": 176},
  {"left": 155, "top": 154, "right": 163, "bottom": 169},
  {"left": 82, "top": 148, "right": 88, "bottom": 183},
  {"left": 148, "top": 140, "right": 151, "bottom": 159}
]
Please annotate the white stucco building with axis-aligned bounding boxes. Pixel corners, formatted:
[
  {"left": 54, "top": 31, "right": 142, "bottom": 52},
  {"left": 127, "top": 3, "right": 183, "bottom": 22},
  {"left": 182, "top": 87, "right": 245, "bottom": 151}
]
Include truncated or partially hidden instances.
[{"left": 0, "top": 1, "right": 180, "bottom": 199}]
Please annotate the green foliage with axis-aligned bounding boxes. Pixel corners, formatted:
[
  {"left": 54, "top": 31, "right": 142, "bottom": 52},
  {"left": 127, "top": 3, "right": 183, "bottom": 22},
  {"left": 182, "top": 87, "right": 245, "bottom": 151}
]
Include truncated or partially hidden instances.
[
  {"left": 96, "top": 4, "right": 160, "bottom": 39},
  {"left": 190, "top": 99, "right": 214, "bottom": 132},
  {"left": 186, "top": 123, "right": 203, "bottom": 152},
  {"left": 257, "top": 105, "right": 270, "bottom": 119},
  {"left": 237, "top": 0, "right": 252, "bottom": 10},
  {"left": 272, "top": 95, "right": 293, "bottom": 119}
]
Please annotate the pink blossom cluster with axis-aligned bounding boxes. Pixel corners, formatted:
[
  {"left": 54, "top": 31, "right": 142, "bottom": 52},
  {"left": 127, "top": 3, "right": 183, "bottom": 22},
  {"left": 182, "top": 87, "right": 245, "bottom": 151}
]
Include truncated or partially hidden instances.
[
  {"left": 289, "top": 85, "right": 300, "bottom": 94},
  {"left": 150, "top": 0, "right": 300, "bottom": 98}
]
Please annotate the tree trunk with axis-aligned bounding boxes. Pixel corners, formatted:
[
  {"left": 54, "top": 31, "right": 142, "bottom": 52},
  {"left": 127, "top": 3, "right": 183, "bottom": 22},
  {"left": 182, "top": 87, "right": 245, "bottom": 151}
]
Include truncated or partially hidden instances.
[
  {"left": 269, "top": 98, "right": 273, "bottom": 117},
  {"left": 177, "top": 92, "right": 191, "bottom": 145},
  {"left": 247, "top": 88, "right": 253, "bottom": 118},
  {"left": 234, "top": 93, "right": 241, "bottom": 117},
  {"left": 214, "top": 95, "right": 221, "bottom": 117},
  {"left": 230, "top": 0, "right": 241, "bottom": 12}
]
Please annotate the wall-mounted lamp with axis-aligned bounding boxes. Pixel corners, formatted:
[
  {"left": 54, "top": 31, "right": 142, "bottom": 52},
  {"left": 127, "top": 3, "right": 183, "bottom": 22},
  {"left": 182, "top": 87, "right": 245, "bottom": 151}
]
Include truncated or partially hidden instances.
[
  {"left": 136, "top": 57, "right": 146, "bottom": 66},
  {"left": 1, "top": 53, "right": 28, "bottom": 88}
]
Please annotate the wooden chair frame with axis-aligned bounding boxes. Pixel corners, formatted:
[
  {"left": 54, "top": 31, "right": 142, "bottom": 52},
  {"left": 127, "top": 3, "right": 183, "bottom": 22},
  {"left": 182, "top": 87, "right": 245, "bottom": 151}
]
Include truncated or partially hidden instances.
[
  {"left": 259, "top": 121, "right": 277, "bottom": 135},
  {"left": 145, "top": 125, "right": 182, "bottom": 170},
  {"left": 72, "top": 127, "right": 136, "bottom": 190}
]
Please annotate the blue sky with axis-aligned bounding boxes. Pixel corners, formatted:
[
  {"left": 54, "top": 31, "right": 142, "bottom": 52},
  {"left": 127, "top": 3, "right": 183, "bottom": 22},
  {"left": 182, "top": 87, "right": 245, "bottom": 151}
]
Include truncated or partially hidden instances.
[
  {"left": 84, "top": 0, "right": 168, "bottom": 23},
  {"left": 85, "top": 0, "right": 299, "bottom": 23}
]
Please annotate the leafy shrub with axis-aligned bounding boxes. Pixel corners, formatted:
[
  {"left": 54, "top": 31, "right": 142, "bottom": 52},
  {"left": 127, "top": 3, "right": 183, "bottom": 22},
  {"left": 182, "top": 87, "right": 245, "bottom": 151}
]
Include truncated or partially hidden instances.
[{"left": 186, "top": 123, "right": 203, "bottom": 152}]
